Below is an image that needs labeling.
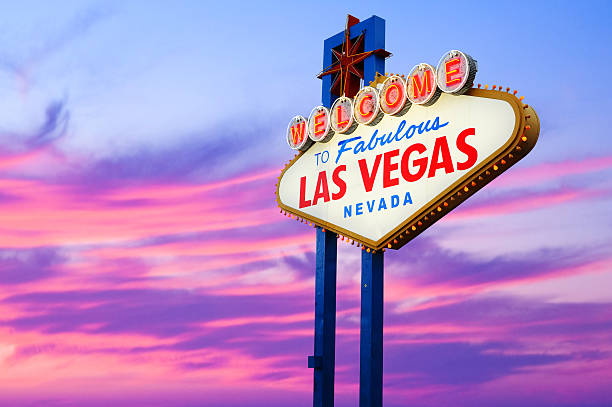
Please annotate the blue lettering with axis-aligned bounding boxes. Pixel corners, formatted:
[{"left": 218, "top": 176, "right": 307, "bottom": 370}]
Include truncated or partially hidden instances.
[
  {"left": 417, "top": 120, "right": 430, "bottom": 134},
  {"left": 432, "top": 116, "right": 449, "bottom": 130},
  {"left": 384, "top": 131, "right": 395, "bottom": 144},
  {"left": 378, "top": 198, "right": 387, "bottom": 211},
  {"left": 366, "top": 200, "right": 375, "bottom": 212},
  {"left": 366, "top": 130, "right": 379, "bottom": 150},
  {"left": 341, "top": 192, "right": 416, "bottom": 219},
  {"left": 394, "top": 120, "right": 406, "bottom": 142},
  {"left": 356, "top": 203, "right": 363, "bottom": 215},
  {"left": 336, "top": 136, "right": 361, "bottom": 164},
  {"left": 403, "top": 191, "right": 413, "bottom": 205},
  {"left": 355, "top": 140, "right": 367, "bottom": 153},
  {"left": 343, "top": 117, "right": 449, "bottom": 160},
  {"left": 391, "top": 195, "right": 399, "bottom": 208},
  {"left": 404, "top": 125, "right": 416, "bottom": 140}
]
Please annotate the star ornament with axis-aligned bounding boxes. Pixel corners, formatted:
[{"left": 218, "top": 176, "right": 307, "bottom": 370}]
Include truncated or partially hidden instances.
[{"left": 317, "top": 15, "right": 391, "bottom": 99}]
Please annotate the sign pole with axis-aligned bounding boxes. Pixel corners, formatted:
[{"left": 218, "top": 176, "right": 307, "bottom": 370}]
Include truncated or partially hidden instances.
[
  {"left": 310, "top": 15, "right": 388, "bottom": 407},
  {"left": 360, "top": 250, "right": 384, "bottom": 407},
  {"left": 310, "top": 228, "right": 337, "bottom": 407},
  {"left": 279, "top": 13, "right": 540, "bottom": 407},
  {"left": 358, "top": 15, "right": 386, "bottom": 407}
]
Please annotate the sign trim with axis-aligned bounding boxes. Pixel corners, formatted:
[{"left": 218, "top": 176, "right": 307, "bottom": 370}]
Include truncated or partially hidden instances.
[{"left": 276, "top": 87, "right": 540, "bottom": 251}]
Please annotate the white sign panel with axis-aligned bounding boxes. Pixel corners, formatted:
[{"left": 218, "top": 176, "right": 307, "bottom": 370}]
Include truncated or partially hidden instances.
[{"left": 277, "top": 89, "right": 539, "bottom": 250}]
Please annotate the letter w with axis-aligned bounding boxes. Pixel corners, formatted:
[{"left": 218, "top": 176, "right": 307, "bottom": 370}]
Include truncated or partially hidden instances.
[{"left": 291, "top": 122, "right": 306, "bottom": 145}]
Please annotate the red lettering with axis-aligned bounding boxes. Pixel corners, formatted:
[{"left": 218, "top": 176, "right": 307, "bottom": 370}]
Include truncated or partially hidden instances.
[
  {"left": 314, "top": 111, "right": 326, "bottom": 136},
  {"left": 359, "top": 94, "right": 373, "bottom": 118},
  {"left": 291, "top": 121, "right": 306, "bottom": 145},
  {"left": 456, "top": 128, "right": 478, "bottom": 170},
  {"left": 384, "top": 83, "right": 402, "bottom": 108},
  {"left": 337, "top": 105, "right": 348, "bottom": 127},
  {"left": 332, "top": 165, "right": 347, "bottom": 200},
  {"left": 428, "top": 136, "right": 455, "bottom": 178},
  {"left": 445, "top": 58, "right": 461, "bottom": 86},
  {"left": 299, "top": 176, "right": 311, "bottom": 208},
  {"left": 383, "top": 149, "right": 400, "bottom": 188},
  {"left": 401, "top": 143, "right": 428, "bottom": 182},
  {"left": 412, "top": 70, "right": 432, "bottom": 98},
  {"left": 358, "top": 154, "right": 382, "bottom": 192},
  {"left": 312, "top": 171, "right": 330, "bottom": 205}
]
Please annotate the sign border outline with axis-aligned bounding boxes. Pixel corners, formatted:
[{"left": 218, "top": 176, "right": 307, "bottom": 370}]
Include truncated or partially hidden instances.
[{"left": 276, "top": 88, "right": 540, "bottom": 250}]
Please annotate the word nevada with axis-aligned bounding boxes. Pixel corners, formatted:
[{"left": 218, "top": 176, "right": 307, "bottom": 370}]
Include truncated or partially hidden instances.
[{"left": 287, "top": 50, "right": 477, "bottom": 151}]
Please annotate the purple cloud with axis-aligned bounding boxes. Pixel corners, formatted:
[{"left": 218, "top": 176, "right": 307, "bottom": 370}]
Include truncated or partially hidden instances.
[{"left": 0, "top": 247, "right": 64, "bottom": 285}]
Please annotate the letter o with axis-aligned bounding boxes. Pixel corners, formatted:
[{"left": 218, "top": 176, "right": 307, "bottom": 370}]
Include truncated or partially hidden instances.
[{"left": 380, "top": 75, "right": 409, "bottom": 115}]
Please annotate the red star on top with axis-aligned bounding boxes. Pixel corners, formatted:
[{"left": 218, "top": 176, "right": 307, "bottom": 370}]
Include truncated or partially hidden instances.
[{"left": 317, "top": 15, "right": 391, "bottom": 99}]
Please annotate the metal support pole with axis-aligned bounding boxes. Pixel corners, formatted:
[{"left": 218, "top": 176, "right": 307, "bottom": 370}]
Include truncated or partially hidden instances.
[
  {"left": 359, "top": 250, "right": 384, "bottom": 407},
  {"left": 309, "top": 227, "right": 337, "bottom": 407},
  {"left": 314, "top": 15, "right": 386, "bottom": 407}
]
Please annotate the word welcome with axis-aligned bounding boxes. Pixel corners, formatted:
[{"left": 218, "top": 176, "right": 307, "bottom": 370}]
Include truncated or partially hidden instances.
[{"left": 286, "top": 49, "right": 477, "bottom": 151}]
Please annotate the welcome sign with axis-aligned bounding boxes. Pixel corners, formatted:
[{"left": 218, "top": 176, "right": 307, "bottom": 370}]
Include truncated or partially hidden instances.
[{"left": 277, "top": 50, "right": 539, "bottom": 251}]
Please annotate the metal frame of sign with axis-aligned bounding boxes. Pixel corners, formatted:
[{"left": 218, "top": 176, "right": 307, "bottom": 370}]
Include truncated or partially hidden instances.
[
  {"left": 278, "top": 13, "right": 541, "bottom": 407},
  {"left": 276, "top": 88, "right": 540, "bottom": 251}
]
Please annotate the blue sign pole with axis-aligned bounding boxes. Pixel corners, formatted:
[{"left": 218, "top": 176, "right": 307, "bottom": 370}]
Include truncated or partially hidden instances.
[
  {"left": 310, "top": 227, "right": 337, "bottom": 407},
  {"left": 359, "top": 17, "right": 386, "bottom": 407},
  {"left": 360, "top": 250, "right": 384, "bottom": 407},
  {"left": 352, "top": 16, "right": 385, "bottom": 407},
  {"left": 311, "top": 15, "right": 387, "bottom": 407}
]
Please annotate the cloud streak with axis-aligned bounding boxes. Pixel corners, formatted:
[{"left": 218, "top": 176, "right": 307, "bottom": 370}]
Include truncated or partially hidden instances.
[{"left": 0, "top": 120, "right": 609, "bottom": 407}]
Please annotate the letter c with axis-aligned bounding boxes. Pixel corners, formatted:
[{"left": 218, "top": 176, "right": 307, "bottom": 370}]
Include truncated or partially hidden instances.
[{"left": 359, "top": 94, "right": 373, "bottom": 117}]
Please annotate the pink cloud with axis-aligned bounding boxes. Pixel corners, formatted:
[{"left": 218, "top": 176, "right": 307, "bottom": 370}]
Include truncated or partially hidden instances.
[{"left": 492, "top": 154, "right": 612, "bottom": 188}]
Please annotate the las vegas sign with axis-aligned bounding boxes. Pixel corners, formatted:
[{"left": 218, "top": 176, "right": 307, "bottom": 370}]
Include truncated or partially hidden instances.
[{"left": 277, "top": 50, "right": 540, "bottom": 251}]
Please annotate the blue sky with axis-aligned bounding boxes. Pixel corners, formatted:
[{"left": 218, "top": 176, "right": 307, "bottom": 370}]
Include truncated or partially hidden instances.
[
  {"left": 0, "top": 1, "right": 610, "bottom": 406},
  {"left": 2, "top": 1, "right": 610, "bottom": 160}
]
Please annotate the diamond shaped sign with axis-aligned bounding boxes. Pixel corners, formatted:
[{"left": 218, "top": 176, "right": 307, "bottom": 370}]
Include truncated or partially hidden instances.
[{"left": 276, "top": 89, "right": 539, "bottom": 251}]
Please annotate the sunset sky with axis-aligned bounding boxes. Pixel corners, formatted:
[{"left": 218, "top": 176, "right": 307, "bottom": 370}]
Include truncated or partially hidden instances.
[{"left": 0, "top": 1, "right": 610, "bottom": 406}]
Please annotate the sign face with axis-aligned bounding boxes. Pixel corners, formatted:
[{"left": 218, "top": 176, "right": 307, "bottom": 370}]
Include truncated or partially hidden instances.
[{"left": 277, "top": 88, "right": 539, "bottom": 250}]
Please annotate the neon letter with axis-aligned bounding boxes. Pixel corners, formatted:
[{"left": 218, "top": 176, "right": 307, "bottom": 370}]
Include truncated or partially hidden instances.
[
  {"left": 291, "top": 121, "right": 306, "bottom": 145},
  {"left": 412, "top": 70, "right": 432, "bottom": 99},
  {"left": 445, "top": 58, "right": 461, "bottom": 86},
  {"left": 337, "top": 105, "right": 348, "bottom": 127},
  {"left": 384, "top": 83, "right": 402, "bottom": 108},
  {"left": 314, "top": 111, "right": 326, "bottom": 136},
  {"left": 359, "top": 94, "right": 373, "bottom": 117}
]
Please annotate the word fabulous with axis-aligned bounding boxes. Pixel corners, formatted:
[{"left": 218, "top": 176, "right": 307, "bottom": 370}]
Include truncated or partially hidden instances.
[{"left": 286, "top": 50, "right": 477, "bottom": 151}]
